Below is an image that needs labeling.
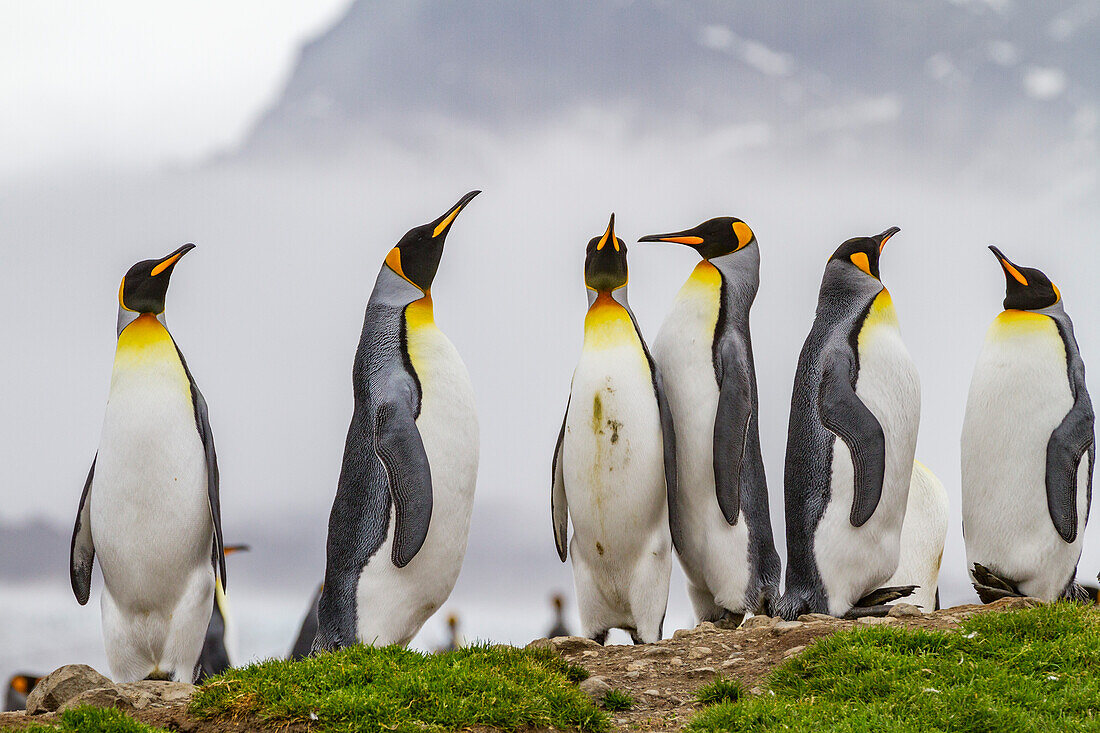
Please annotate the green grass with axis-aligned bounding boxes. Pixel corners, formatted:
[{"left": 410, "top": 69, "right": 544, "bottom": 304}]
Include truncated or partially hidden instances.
[
  {"left": 695, "top": 677, "right": 744, "bottom": 705},
  {"left": 10, "top": 706, "right": 166, "bottom": 733},
  {"left": 191, "top": 642, "right": 606, "bottom": 733},
  {"left": 601, "top": 688, "right": 634, "bottom": 711},
  {"left": 689, "top": 603, "right": 1100, "bottom": 732}
]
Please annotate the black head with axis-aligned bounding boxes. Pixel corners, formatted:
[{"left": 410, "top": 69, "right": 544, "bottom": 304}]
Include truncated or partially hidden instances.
[
  {"left": 828, "top": 227, "right": 900, "bottom": 280},
  {"left": 638, "top": 216, "right": 756, "bottom": 259},
  {"left": 989, "top": 246, "right": 1060, "bottom": 311},
  {"left": 118, "top": 244, "right": 195, "bottom": 314},
  {"left": 384, "top": 191, "right": 480, "bottom": 291},
  {"left": 584, "top": 214, "right": 628, "bottom": 292}
]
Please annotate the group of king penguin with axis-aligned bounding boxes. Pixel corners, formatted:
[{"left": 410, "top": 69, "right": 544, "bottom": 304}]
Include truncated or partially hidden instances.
[{"left": 48, "top": 189, "right": 1093, "bottom": 687}]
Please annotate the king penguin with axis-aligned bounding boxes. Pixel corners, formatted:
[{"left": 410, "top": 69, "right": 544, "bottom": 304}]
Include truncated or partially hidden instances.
[
  {"left": 551, "top": 214, "right": 676, "bottom": 644},
  {"left": 775, "top": 228, "right": 921, "bottom": 620},
  {"left": 639, "top": 217, "right": 781, "bottom": 625},
  {"left": 70, "top": 244, "right": 226, "bottom": 682},
  {"left": 314, "top": 191, "right": 481, "bottom": 650},
  {"left": 962, "top": 247, "right": 1094, "bottom": 602},
  {"left": 885, "top": 461, "right": 948, "bottom": 611}
]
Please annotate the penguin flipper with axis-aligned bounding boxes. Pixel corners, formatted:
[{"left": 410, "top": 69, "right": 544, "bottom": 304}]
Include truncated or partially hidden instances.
[
  {"left": 374, "top": 397, "right": 433, "bottom": 568},
  {"left": 819, "top": 351, "right": 886, "bottom": 527},
  {"left": 653, "top": 364, "right": 683, "bottom": 554},
  {"left": 289, "top": 584, "right": 323, "bottom": 660},
  {"left": 190, "top": 379, "right": 227, "bottom": 588},
  {"left": 551, "top": 399, "right": 570, "bottom": 562},
  {"left": 69, "top": 456, "right": 97, "bottom": 605},
  {"left": 713, "top": 336, "right": 753, "bottom": 526},
  {"left": 1044, "top": 390, "right": 1094, "bottom": 543}
]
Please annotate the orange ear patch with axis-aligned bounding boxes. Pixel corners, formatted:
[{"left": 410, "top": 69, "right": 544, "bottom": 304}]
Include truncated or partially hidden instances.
[
  {"left": 850, "top": 252, "right": 873, "bottom": 276},
  {"left": 732, "top": 221, "right": 754, "bottom": 248},
  {"left": 11, "top": 676, "right": 28, "bottom": 694}
]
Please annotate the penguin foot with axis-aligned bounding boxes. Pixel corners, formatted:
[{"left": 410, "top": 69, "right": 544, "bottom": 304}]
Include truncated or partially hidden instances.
[
  {"left": 713, "top": 610, "right": 746, "bottom": 630},
  {"left": 1062, "top": 582, "right": 1094, "bottom": 603},
  {"left": 853, "top": 585, "right": 918, "bottom": 608},
  {"left": 971, "top": 563, "right": 1023, "bottom": 604},
  {"left": 143, "top": 671, "right": 172, "bottom": 682}
]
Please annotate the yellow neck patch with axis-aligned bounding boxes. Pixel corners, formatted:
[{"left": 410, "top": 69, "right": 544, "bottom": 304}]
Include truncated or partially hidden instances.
[
  {"left": 857, "top": 289, "right": 898, "bottom": 348},
  {"left": 583, "top": 292, "right": 638, "bottom": 350},
  {"left": 113, "top": 314, "right": 190, "bottom": 393},
  {"left": 990, "top": 309, "right": 1056, "bottom": 335},
  {"left": 404, "top": 292, "right": 439, "bottom": 376}
]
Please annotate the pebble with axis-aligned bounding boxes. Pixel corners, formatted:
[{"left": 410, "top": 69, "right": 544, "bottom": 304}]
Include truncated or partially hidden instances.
[
  {"left": 639, "top": 646, "right": 673, "bottom": 658},
  {"left": 774, "top": 621, "right": 803, "bottom": 632},
  {"left": 626, "top": 661, "right": 651, "bottom": 672},
  {"left": 645, "top": 689, "right": 661, "bottom": 697},
  {"left": 888, "top": 603, "right": 922, "bottom": 618},
  {"left": 720, "top": 658, "right": 742, "bottom": 669},
  {"left": 578, "top": 676, "right": 612, "bottom": 703},
  {"left": 688, "top": 667, "right": 717, "bottom": 678},
  {"left": 798, "top": 613, "right": 834, "bottom": 623},
  {"left": 741, "top": 615, "right": 778, "bottom": 629},
  {"left": 687, "top": 646, "right": 712, "bottom": 659},
  {"left": 669, "top": 657, "right": 683, "bottom": 666},
  {"left": 783, "top": 645, "right": 806, "bottom": 658},
  {"left": 551, "top": 636, "right": 601, "bottom": 653},
  {"left": 582, "top": 650, "right": 599, "bottom": 658},
  {"left": 856, "top": 616, "right": 897, "bottom": 626}
]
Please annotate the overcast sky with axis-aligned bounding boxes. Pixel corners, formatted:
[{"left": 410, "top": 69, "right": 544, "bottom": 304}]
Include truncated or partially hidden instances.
[{"left": 0, "top": 0, "right": 350, "bottom": 179}]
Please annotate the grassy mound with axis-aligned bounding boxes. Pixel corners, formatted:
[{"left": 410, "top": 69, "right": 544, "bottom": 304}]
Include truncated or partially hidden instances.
[
  {"left": 690, "top": 602, "right": 1100, "bottom": 732},
  {"left": 191, "top": 642, "right": 606, "bottom": 733},
  {"left": 14, "top": 706, "right": 165, "bottom": 733}
]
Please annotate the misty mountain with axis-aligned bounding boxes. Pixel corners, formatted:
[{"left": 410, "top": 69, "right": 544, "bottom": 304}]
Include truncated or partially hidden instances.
[{"left": 242, "top": 0, "right": 1098, "bottom": 174}]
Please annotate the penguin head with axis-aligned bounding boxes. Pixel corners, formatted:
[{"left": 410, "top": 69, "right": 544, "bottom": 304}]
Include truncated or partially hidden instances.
[
  {"left": 584, "top": 214, "right": 628, "bottom": 292},
  {"left": 8, "top": 674, "right": 40, "bottom": 698},
  {"left": 638, "top": 217, "right": 756, "bottom": 259},
  {"left": 989, "top": 246, "right": 1060, "bottom": 311},
  {"left": 118, "top": 244, "right": 195, "bottom": 314},
  {"left": 829, "top": 227, "right": 900, "bottom": 281},
  {"left": 384, "top": 191, "right": 480, "bottom": 292}
]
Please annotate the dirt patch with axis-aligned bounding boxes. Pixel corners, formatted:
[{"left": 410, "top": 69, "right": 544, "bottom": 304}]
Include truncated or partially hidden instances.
[
  {"left": 0, "top": 598, "right": 1035, "bottom": 733},
  {"left": 538, "top": 598, "right": 1037, "bottom": 731}
]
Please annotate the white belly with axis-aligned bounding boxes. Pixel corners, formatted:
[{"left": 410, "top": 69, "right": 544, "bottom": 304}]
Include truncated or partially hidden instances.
[
  {"left": 356, "top": 325, "right": 479, "bottom": 646},
  {"left": 961, "top": 311, "right": 1085, "bottom": 599},
  {"left": 91, "top": 354, "right": 212, "bottom": 611},
  {"left": 653, "top": 282, "right": 751, "bottom": 611},
  {"left": 887, "top": 461, "right": 949, "bottom": 610},
  {"left": 815, "top": 293, "right": 921, "bottom": 615},
  {"left": 563, "top": 339, "right": 669, "bottom": 596}
]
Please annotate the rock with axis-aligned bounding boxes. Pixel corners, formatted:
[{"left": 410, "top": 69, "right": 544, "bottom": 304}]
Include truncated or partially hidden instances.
[
  {"left": 888, "top": 603, "right": 923, "bottom": 618},
  {"left": 856, "top": 616, "right": 896, "bottom": 626},
  {"left": 749, "top": 686, "right": 765, "bottom": 696},
  {"left": 525, "top": 638, "right": 552, "bottom": 650},
  {"left": 59, "top": 686, "right": 134, "bottom": 713},
  {"left": 625, "top": 671, "right": 641, "bottom": 679},
  {"left": 774, "top": 621, "right": 803, "bottom": 632},
  {"left": 798, "top": 613, "right": 834, "bottom": 623},
  {"left": 669, "top": 656, "right": 683, "bottom": 666},
  {"left": 581, "top": 650, "right": 599, "bottom": 658},
  {"left": 639, "top": 646, "right": 672, "bottom": 658},
  {"left": 26, "top": 665, "right": 116, "bottom": 715},
  {"left": 115, "top": 681, "right": 195, "bottom": 708},
  {"left": 720, "top": 658, "right": 743, "bottom": 669},
  {"left": 551, "top": 636, "right": 601, "bottom": 653},
  {"left": 697, "top": 621, "right": 718, "bottom": 633},
  {"left": 626, "top": 661, "right": 651, "bottom": 672},
  {"left": 783, "top": 645, "right": 807, "bottom": 658},
  {"left": 644, "top": 689, "right": 661, "bottom": 697},
  {"left": 687, "top": 646, "right": 712, "bottom": 659},
  {"left": 996, "top": 597, "right": 1043, "bottom": 610},
  {"left": 578, "top": 676, "right": 612, "bottom": 702},
  {"left": 687, "top": 666, "right": 717, "bottom": 678},
  {"left": 741, "top": 615, "right": 778, "bottom": 629}
]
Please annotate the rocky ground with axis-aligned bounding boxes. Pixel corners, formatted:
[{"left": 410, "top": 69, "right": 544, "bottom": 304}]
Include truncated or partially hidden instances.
[{"left": 0, "top": 597, "right": 1039, "bottom": 732}]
